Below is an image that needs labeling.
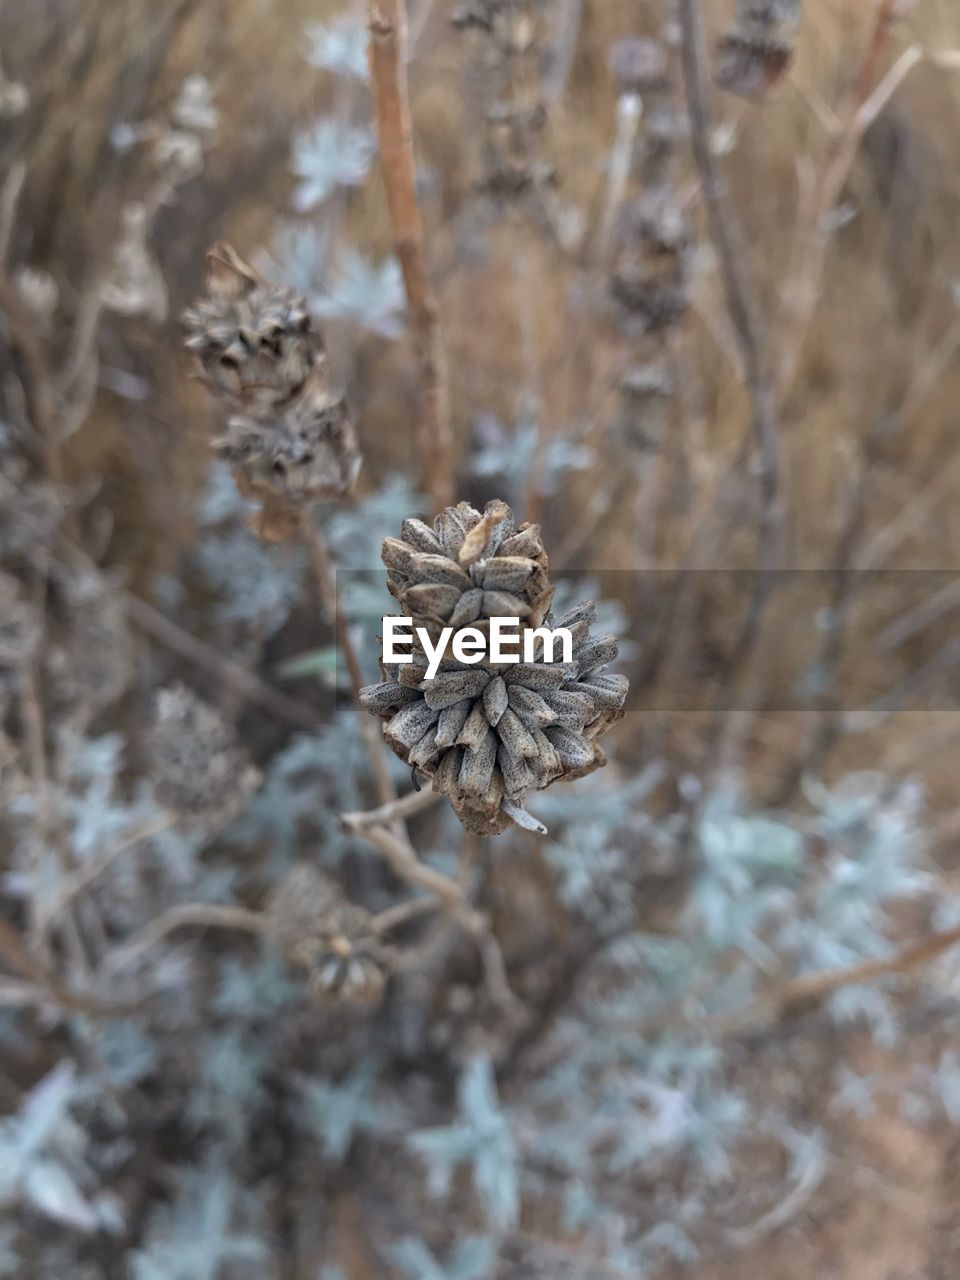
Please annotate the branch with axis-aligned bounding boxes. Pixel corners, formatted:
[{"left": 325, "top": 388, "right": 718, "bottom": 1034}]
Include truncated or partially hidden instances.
[
  {"left": 100, "top": 904, "right": 267, "bottom": 979},
  {"left": 341, "top": 788, "right": 442, "bottom": 830},
  {"left": 123, "top": 590, "right": 318, "bottom": 731},
  {"left": 676, "top": 0, "right": 782, "bottom": 572},
  {"left": 342, "top": 817, "right": 520, "bottom": 1014},
  {"left": 367, "top": 0, "right": 454, "bottom": 511}
]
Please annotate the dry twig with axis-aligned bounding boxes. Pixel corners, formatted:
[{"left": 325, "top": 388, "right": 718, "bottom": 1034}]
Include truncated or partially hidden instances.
[{"left": 367, "top": 0, "right": 454, "bottom": 511}]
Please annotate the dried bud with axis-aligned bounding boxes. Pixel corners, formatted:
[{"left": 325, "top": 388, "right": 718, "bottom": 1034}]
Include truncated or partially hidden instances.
[
  {"left": 715, "top": 0, "right": 801, "bottom": 100},
  {"left": 622, "top": 189, "right": 690, "bottom": 256},
  {"left": 183, "top": 243, "right": 321, "bottom": 412},
  {"left": 383, "top": 499, "right": 553, "bottom": 634},
  {"left": 51, "top": 570, "right": 134, "bottom": 719},
  {"left": 100, "top": 204, "right": 168, "bottom": 323},
  {"left": 215, "top": 368, "right": 361, "bottom": 541},
  {"left": 267, "top": 865, "right": 390, "bottom": 1004},
  {"left": 607, "top": 38, "right": 670, "bottom": 96},
  {"left": 361, "top": 601, "right": 628, "bottom": 835},
  {"left": 616, "top": 362, "right": 676, "bottom": 450},
  {"left": 148, "top": 684, "right": 261, "bottom": 825}
]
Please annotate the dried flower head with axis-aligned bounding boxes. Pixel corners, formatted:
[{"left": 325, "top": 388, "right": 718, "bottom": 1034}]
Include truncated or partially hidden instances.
[
  {"left": 267, "top": 864, "right": 390, "bottom": 1004},
  {"left": 610, "top": 190, "right": 691, "bottom": 335},
  {"left": 607, "top": 37, "right": 670, "bottom": 96},
  {"left": 361, "top": 601, "right": 628, "bottom": 835},
  {"left": 147, "top": 684, "right": 261, "bottom": 825},
  {"left": 715, "top": 0, "right": 801, "bottom": 99},
  {"left": 172, "top": 74, "right": 219, "bottom": 134},
  {"left": 382, "top": 499, "right": 553, "bottom": 634},
  {"left": 100, "top": 203, "right": 169, "bottom": 323},
  {"left": 183, "top": 243, "right": 321, "bottom": 412},
  {"left": 50, "top": 569, "right": 134, "bottom": 720},
  {"left": 616, "top": 362, "right": 677, "bottom": 450},
  {"left": 215, "top": 368, "right": 361, "bottom": 543},
  {"left": 453, "top": 0, "right": 544, "bottom": 56}
]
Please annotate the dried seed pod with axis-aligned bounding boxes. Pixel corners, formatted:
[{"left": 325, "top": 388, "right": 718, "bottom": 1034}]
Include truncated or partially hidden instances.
[
  {"left": 51, "top": 569, "right": 134, "bottom": 720},
  {"left": 384, "top": 499, "right": 553, "bottom": 634},
  {"left": 615, "top": 362, "right": 676, "bottom": 450},
  {"left": 267, "top": 864, "right": 390, "bottom": 1004},
  {"left": 715, "top": 0, "right": 801, "bottom": 100},
  {"left": 607, "top": 37, "right": 670, "bottom": 97},
  {"left": 360, "top": 601, "right": 628, "bottom": 835},
  {"left": 610, "top": 189, "right": 691, "bottom": 335},
  {"left": 147, "top": 684, "right": 261, "bottom": 825},
  {"left": 183, "top": 242, "right": 322, "bottom": 412},
  {"left": 215, "top": 367, "right": 361, "bottom": 541}
]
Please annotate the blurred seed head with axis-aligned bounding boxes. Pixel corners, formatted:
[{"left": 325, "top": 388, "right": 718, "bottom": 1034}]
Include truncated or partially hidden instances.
[
  {"left": 216, "top": 370, "right": 361, "bottom": 542},
  {"left": 148, "top": 684, "right": 261, "bottom": 825},
  {"left": 267, "top": 864, "right": 390, "bottom": 1004},
  {"left": 100, "top": 203, "right": 169, "bottom": 323},
  {"left": 49, "top": 569, "right": 134, "bottom": 723},
  {"left": 607, "top": 37, "right": 670, "bottom": 97},
  {"left": 715, "top": 0, "right": 802, "bottom": 100}
]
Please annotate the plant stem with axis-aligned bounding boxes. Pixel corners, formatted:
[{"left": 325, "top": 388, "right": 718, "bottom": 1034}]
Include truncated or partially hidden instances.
[
  {"left": 299, "top": 512, "right": 401, "bottom": 816},
  {"left": 100, "top": 904, "right": 268, "bottom": 979},
  {"left": 367, "top": 0, "right": 454, "bottom": 511}
]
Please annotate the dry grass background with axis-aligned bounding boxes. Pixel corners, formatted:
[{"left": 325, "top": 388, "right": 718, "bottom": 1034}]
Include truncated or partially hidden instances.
[{"left": 5, "top": 0, "right": 960, "bottom": 1274}]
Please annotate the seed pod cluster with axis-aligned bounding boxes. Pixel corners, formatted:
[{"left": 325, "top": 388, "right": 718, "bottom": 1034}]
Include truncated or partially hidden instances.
[
  {"left": 50, "top": 569, "right": 134, "bottom": 724},
  {"left": 183, "top": 243, "right": 360, "bottom": 541},
  {"left": 147, "top": 683, "right": 262, "bottom": 826},
  {"left": 610, "top": 187, "right": 692, "bottom": 337},
  {"left": 361, "top": 557, "right": 628, "bottom": 834},
  {"left": 603, "top": 28, "right": 688, "bottom": 458},
  {"left": 452, "top": 0, "right": 558, "bottom": 216},
  {"left": 382, "top": 499, "right": 553, "bottom": 635},
  {"left": 714, "top": 0, "right": 802, "bottom": 100},
  {"left": 267, "top": 864, "right": 390, "bottom": 1004}
]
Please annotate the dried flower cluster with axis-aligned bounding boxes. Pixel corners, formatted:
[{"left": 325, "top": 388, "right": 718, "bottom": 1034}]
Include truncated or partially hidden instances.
[
  {"left": 453, "top": 0, "right": 559, "bottom": 216},
  {"left": 361, "top": 501, "right": 628, "bottom": 834},
  {"left": 49, "top": 569, "right": 134, "bottom": 724},
  {"left": 605, "top": 33, "right": 690, "bottom": 454},
  {"left": 714, "top": 0, "right": 802, "bottom": 100},
  {"left": 147, "top": 683, "right": 262, "bottom": 825},
  {"left": 183, "top": 243, "right": 361, "bottom": 541},
  {"left": 267, "top": 864, "right": 389, "bottom": 1003},
  {"left": 103, "top": 76, "right": 221, "bottom": 325},
  {"left": 382, "top": 499, "right": 553, "bottom": 633}
]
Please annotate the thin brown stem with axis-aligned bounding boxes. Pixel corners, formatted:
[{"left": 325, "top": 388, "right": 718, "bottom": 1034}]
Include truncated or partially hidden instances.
[
  {"left": 123, "top": 590, "right": 318, "bottom": 731},
  {"left": 367, "top": 0, "right": 454, "bottom": 511},
  {"left": 776, "top": 0, "right": 905, "bottom": 395},
  {"left": 343, "top": 818, "right": 520, "bottom": 1014},
  {"left": 341, "top": 788, "right": 442, "bottom": 830},
  {"left": 299, "top": 513, "right": 400, "bottom": 816},
  {"left": 100, "top": 904, "right": 267, "bottom": 979}
]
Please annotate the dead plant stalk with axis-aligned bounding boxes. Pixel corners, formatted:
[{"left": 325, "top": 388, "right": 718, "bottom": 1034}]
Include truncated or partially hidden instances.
[{"left": 367, "top": 0, "right": 454, "bottom": 512}]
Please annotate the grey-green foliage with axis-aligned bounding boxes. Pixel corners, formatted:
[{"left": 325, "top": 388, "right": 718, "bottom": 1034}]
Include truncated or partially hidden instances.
[
  {"left": 130, "top": 1161, "right": 268, "bottom": 1280},
  {"left": 410, "top": 1057, "right": 519, "bottom": 1230},
  {"left": 290, "top": 119, "right": 376, "bottom": 212},
  {"left": 298, "top": 1056, "right": 391, "bottom": 1161},
  {"left": 193, "top": 462, "right": 306, "bottom": 636},
  {"left": 391, "top": 1235, "right": 497, "bottom": 1280}
]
